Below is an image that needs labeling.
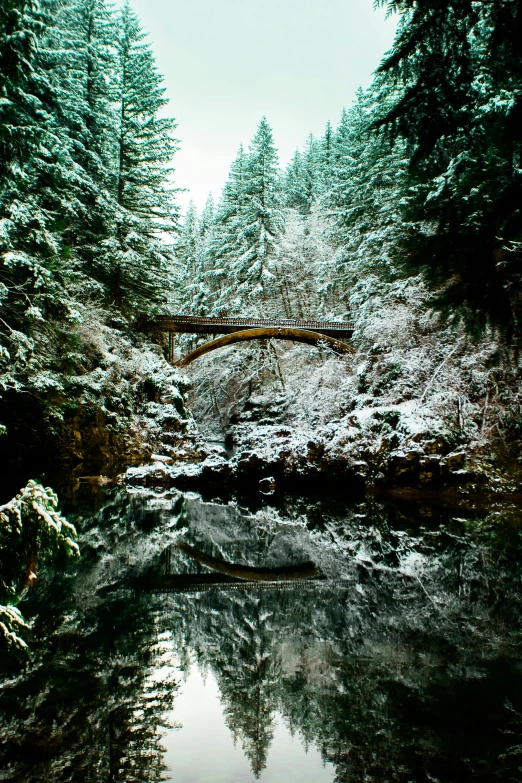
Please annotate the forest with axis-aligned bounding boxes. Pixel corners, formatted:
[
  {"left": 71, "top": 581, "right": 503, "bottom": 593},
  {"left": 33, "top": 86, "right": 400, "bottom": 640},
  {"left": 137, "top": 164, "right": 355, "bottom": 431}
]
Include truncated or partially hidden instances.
[
  {"left": 1, "top": 0, "right": 522, "bottom": 480},
  {"left": 2, "top": 1, "right": 522, "bottom": 777}
]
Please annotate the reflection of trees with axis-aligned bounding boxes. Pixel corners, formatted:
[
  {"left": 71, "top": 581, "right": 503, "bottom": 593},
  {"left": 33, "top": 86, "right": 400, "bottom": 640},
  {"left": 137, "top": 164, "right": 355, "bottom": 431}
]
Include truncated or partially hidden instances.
[
  {"left": 0, "top": 585, "right": 176, "bottom": 782},
  {"left": 217, "top": 594, "right": 279, "bottom": 778},
  {"left": 165, "top": 495, "right": 522, "bottom": 783},
  {"left": 3, "top": 487, "right": 522, "bottom": 782},
  {"left": 0, "top": 487, "right": 180, "bottom": 783}
]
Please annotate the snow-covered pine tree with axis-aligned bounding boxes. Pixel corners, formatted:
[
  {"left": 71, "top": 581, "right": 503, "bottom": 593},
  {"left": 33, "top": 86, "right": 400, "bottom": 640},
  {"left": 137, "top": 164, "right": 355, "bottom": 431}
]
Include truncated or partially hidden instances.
[
  {"left": 0, "top": 0, "right": 76, "bottom": 310},
  {"left": 176, "top": 200, "right": 199, "bottom": 294},
  {"left": 331, "top": 107, "right": 351, "bottom": 165},
  {"left": 210, "top": 144, "right": 248, "bottom": 314},
  {"left": 283, "top": 135, "right": 320, "bottom": 216},
  {"left": 317, "top": 120, "right": 334, "bottom": 193},
  {"left": 0, "top": 0, "right": 81, "bottom": 432},
  {"left": 199, "top": 192, "right": 215, "bottom": 234},
  {"left": 195, "top": 193, "right": 218, "bottom": 312},
  {"left": 225, "top": 116, "right": 284, "bottom": 315},
  {"left": 284, "top": 149, "right": 305, "bottom": 212},
  {"left": 301, "top": 134, "right": 320, "bottom": 212},
  {"left": 109, "top": 1, "right": 179, "bottom": 313},
  {"left": 374, "top": 0, "right": 522, "bottom": 340},
  {"left": 41, "top": 0, "right": 119, "bottom": 301},
  {"left": 176, "top": 196, "right": 216, "bottom": 316},
  {"left": 326, "top": 86, "right": 407, "bottom": 287}
]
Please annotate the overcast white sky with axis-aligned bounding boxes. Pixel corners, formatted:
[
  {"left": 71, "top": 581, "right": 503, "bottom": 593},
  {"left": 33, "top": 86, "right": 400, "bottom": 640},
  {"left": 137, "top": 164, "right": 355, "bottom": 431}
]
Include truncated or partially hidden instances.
[{"left": 128, "top": 0, "right": 397, "bottom": 212}]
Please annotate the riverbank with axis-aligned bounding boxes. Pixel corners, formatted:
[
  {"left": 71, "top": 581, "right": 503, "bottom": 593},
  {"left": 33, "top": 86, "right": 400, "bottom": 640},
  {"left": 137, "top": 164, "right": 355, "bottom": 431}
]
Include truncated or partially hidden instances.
[{"left": 123, "top": 401, "right": 522, "bottom": 502}]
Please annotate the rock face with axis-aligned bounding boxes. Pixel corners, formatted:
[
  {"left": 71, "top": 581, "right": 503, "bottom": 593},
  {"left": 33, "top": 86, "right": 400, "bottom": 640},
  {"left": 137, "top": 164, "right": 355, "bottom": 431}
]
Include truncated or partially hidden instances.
[
  {"left": 398, "top": 442, "right": 467, "bottom": 485},
  {"left": 122, "top": 404, "right": 510, "bottom": 495},
  {"left": 55, "top": 373, "right": 193, "bottom": 470},
  {"left": 388, "top": 448, "right": 422, "bottom": 480},
  {"left": 62, "top": 409, "right": 120, "bottom": 464},
  {"left": 445, "top": 451, "right": 466, "bottom": 471},
  {"left": 387, "top": 444, "right": 470, "bottom": 486}
]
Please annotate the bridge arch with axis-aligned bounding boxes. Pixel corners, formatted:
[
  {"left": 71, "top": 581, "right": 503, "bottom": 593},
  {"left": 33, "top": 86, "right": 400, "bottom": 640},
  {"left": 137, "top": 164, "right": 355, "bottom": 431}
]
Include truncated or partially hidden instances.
[{"left": 175, "top": 327, "right": 354, "bottom": 367}]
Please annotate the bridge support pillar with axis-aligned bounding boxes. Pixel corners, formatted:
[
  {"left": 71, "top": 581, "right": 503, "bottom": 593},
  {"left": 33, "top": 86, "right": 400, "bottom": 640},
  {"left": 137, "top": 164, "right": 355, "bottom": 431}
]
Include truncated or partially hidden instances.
[{"left": 168, "top": 331, "right": 175, "bottom": 364}]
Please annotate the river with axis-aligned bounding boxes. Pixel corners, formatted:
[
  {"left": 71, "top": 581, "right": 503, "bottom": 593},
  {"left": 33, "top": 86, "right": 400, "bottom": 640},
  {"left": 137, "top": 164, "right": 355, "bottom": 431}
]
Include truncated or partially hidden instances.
[{"left": 2, "top": 482, "right": 522, "bottom": 782}]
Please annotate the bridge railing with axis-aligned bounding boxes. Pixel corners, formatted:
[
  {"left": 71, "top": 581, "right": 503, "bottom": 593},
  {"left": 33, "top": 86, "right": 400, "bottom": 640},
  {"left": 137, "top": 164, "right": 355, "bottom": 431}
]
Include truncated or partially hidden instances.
[{"left": 137, "top": 314, "right": 355, "bottom": 333}]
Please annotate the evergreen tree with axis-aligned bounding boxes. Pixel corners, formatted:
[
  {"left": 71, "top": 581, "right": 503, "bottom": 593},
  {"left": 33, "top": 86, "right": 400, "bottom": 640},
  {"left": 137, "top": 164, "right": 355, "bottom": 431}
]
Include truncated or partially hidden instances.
[
  {"left": 210, "top": 144, "right": 249, "bottom": 314},
  {"left": 283, "top": 135, "right": 319, "bottom": 216},
  {"left": 326, "top": 86, "right": 407, "bottom": 285},
  {"left": 198, "top": 192, "right": 216, "bottom": 270},
  {"left": 108, "top": 1, "right": 179, "bottom": 312},
  {"left": 374, "top": 0, "right": 522, "bottom": 340},
  {"left": 0, "top": 0, "right": 75, "bottom": 315},
  {"left": 0, "top": 0, "right": 81, "bottom": 427},
  {"left": 225, "top": 116, "right": 284, "bottom": 315},
  {"left": 177, "top": 196, "right": 217, "bottom": 316},
  {"left": 42, "top": 0, "right": 119, "bottom": 301},
  {"left": 194, "top": 193, "right": 218, "bottom": 312},
  {"left": 217, "top": 145, "right": 248, "bottom": 227},
  {"left": 177, "top": 200, "right": 199, "bottom": 284},
  {"left": 0, "top": 0, "right": 182, "bottom": 446},
  {"left": 284, "top": 149, "right": 306, "bottom": 212},
  {"left": 317, "top": 120, "right": 334, "bottom": 193},
  {"left": 331, "top": 107, "right": 352, "bottom": 174},
  {"left": 199, "top": 192, "right": 215, "bottom": 234}
]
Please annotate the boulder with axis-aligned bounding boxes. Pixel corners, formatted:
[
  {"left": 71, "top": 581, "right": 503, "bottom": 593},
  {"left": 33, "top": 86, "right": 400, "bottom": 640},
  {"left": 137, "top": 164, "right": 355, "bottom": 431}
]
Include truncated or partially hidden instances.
[
  {"left": 259, "top": 476, "right": 276, "bottom": 494},
  {"left": 445, "top": 451, "right": 466, "bottom": 472},
  {"left": 419, "top": 455, "right": 441, "bottom": 483},
  {"left": 236, "top": 451, "right": 261, "bottom": 477},
  {"left": 424, "top": 437, "right": 448, "bottom": 455},
  {"left": 150, "top": 453, "right": 174, "bottom": 464},
  {"left": 388, "top": 448, "right": 422, "bottom": 479},
  {"left": 200, "top": 455, "right": 234, "bottom": 482}
]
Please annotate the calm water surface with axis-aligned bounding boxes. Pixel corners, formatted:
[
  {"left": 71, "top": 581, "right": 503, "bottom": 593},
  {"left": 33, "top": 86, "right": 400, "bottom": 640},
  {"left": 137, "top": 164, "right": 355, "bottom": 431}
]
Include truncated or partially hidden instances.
[
  {"left": 165, "top": 667, "right": 333, "bottom": 783},
  {"left": 2, "top": 483, "right": 522, "bottom": 782}
]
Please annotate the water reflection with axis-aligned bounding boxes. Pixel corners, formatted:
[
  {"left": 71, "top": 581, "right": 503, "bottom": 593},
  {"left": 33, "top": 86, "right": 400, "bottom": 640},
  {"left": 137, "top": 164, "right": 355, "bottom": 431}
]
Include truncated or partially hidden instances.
[
  {"left": 165, "top": 667, "right": 333, "bottom": 783},
  {"left": 2, "top": 486, "right": 522, "bottom": 782}
]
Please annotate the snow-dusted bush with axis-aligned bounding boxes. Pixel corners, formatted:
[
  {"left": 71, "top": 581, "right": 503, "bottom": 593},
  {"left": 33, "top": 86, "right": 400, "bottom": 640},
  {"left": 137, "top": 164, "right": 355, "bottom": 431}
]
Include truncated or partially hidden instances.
[
  {"left": 0, "top": 480, "right": 79, "bottom": 649},
  {"left": 0, "top": 297, "right": 193, "bottom": 464}
]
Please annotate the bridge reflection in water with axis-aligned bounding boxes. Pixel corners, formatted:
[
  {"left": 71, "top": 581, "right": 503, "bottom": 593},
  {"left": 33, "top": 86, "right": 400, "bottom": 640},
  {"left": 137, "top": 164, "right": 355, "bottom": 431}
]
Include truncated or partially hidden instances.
[{"left": 135, "top": 540, "right": 326, "bottom": 594}]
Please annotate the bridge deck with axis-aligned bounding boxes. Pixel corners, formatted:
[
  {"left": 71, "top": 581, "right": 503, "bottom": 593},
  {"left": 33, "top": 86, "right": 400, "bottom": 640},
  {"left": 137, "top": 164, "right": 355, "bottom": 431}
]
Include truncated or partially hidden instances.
[
  {"left": 137, "top": 314, "right": 354, "bottom": 338},
  {"left": 133, "top": 573, "right": 338, "bottom": 594}
]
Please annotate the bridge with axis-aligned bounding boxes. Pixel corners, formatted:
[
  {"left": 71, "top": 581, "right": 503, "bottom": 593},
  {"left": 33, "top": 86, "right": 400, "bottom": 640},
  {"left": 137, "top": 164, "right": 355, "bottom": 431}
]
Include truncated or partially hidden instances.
[
  {"left": 137, "top": 315, "right": 355, "bottom": 366},
  {"left": 133, "top": 542, "right": 326, "bottom": 594}
]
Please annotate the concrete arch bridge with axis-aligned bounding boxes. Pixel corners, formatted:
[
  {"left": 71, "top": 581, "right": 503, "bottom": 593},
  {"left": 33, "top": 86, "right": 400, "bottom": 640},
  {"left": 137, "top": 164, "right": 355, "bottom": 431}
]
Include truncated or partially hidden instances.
[{"left": 137, "top": 314, "right": 354, "bottom": 367}]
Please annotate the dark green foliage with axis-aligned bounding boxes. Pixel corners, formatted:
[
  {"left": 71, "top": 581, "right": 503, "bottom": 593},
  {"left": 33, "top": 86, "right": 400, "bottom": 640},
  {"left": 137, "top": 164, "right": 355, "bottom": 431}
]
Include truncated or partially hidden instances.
[
  {"left": 42, "top": 0, "right": 120, "bottom": 301},
  {"left": 0, "top": 0, "right": 77, "bottom": 328},
  {"left": 0, "top": 480, "right": 78, "bottom": 649},
  {"left": 284, "top": 135, "right": 320, "bottom": 215},
  {"left": 0, "top": 0, "right": 181, "bottom": 446},
  {"left": 198, "top": 119, "right": 285, "bottom": 316},
  {"left": 374, "top": 0, "right": 522, "bottom": 341},
  {"left": 0, "top": 0, "right": 84, "bottom": 447},
  {"left": 325, "top": 86, "right": 407, "bottom": 285},
  {"left": 110, "top": 2, "right": 178, "bottom": 311}
]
